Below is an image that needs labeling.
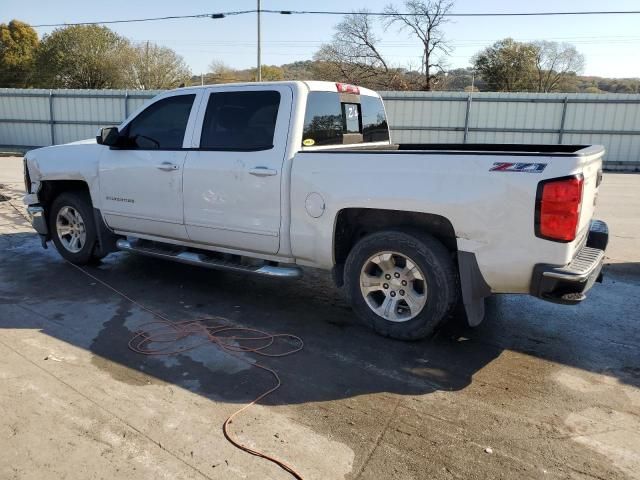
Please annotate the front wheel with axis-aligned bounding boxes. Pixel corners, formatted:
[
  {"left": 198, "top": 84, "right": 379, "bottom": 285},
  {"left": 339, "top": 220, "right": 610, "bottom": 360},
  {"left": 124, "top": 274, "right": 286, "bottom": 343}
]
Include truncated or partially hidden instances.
[
  {"left": 49, "top": 192, "right": 101, "bottom": 264},
  {"left": 344, "top": 230, "right": 459, "bottom": 340}
]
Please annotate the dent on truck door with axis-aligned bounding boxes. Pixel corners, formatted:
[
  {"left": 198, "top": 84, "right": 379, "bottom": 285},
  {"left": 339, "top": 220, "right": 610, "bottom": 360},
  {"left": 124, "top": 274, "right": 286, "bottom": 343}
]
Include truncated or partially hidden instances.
[
  {"left": 99, "top": 93, "right": 198, "bottom": 240},
  {"left": 183, "top": 86, "right": 292, "bottom": 254}
]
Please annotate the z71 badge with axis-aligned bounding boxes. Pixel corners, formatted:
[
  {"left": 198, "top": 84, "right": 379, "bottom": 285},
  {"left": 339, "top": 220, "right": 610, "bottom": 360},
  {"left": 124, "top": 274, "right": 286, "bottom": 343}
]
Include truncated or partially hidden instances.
[{"left": 490, "top": 162, "right": 547, "bottom": 173}]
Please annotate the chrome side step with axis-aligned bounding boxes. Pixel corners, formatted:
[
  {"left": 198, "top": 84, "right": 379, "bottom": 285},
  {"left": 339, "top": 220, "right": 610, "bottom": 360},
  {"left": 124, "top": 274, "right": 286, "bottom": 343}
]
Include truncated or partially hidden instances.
[{"left": 116, "top": 239, "right": 302, "bottom": 278}]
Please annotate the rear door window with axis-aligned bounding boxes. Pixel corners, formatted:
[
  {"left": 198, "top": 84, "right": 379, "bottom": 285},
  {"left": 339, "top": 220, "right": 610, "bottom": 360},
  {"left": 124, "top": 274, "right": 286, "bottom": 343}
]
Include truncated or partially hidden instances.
[
  {"left": 125, "top": 94, "right": 195, "bottom": 149},
  {"left": 200, "top": 90, "right": 280, "bottom": 150}
]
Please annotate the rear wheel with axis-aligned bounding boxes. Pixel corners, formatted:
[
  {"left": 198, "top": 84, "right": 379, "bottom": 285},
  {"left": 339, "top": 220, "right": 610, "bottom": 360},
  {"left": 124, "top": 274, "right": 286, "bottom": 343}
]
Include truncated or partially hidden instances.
[
  {"left": 49, "top": 192, "right": 102, "bottom": 264},
  {"left": 344, "top": 230, "right": 458, "bottom": 340}
]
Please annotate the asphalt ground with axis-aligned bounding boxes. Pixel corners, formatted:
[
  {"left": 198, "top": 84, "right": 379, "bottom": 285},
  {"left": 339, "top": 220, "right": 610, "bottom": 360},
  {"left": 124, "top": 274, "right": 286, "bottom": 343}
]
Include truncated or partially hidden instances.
[{"left": 1, "top": 156, "right": 638, "bottom": 479}]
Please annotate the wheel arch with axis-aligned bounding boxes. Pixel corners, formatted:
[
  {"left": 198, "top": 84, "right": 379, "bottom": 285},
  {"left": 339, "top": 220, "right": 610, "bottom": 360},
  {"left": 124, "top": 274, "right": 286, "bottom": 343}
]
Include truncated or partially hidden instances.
[
  {"left": 332, "top": 208, "right": 458, "bottom": 287},
  {"left": 40, "top": 180, "right": 118, "bottom": 256},
  {"left": 332, "top": 208, "right": 490, "bottom": 328},
  {"left": 39, "top": 180, "right": 91, "bottom": 212}
]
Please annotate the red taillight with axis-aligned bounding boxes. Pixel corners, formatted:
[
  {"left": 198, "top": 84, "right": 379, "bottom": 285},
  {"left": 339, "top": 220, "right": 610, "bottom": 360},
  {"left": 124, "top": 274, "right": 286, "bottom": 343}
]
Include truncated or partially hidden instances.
[
  {"left": 336, "top": 83, "right": 360, "bottom": 94},
  {"left": 536, "top": 176, "right": 584, "bottom": 242}
]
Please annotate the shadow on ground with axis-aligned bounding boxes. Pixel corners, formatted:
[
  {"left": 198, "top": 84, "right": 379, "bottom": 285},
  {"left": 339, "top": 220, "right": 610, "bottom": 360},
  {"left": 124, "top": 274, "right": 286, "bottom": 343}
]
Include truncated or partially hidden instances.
[{"left": 1, "top": 231, "right": 639, "bottom": 408}]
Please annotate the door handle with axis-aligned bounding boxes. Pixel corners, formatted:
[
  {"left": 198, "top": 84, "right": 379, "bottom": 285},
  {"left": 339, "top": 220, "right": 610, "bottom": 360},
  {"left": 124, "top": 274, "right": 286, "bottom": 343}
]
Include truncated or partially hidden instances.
[
  {"left": 248, "top": 167, "right": 277, "bottom": 177},
  {"left": 156, "top": 162, "right": 180, "bottom": 172}
]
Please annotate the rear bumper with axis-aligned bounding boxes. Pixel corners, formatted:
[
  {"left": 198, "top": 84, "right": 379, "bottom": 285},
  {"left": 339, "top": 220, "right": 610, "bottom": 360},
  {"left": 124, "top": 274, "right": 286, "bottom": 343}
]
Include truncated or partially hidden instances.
[{"left": 531, "top": 220, "right": 608, "bottom": 305}]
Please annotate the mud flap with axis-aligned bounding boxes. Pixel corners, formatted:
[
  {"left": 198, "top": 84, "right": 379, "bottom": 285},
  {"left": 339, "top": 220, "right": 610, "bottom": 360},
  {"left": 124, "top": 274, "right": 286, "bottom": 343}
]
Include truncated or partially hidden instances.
[
  {"left": 92, "top": 208, "right": 119, "bottom": 257},
  {"left": 458, "top": 251, "right": 492, "bottom": 327}
]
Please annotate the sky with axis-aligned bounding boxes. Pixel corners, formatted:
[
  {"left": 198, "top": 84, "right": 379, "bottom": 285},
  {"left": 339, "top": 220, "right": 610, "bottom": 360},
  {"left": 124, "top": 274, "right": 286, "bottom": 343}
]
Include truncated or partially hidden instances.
[{"left": 2, "top": 0, "right": 640, "bottom": 78}]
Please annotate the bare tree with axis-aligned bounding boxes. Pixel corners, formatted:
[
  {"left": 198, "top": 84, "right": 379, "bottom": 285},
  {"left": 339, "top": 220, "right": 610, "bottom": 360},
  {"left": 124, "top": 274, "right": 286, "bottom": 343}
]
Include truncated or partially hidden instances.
[
  {"left": 532, "top": 41, "right": 585, "bottom": 92},
  {"left": 206, "top": 60, "right": 244, "bottom": 83},
  {"left": 384, "top": 0, "right": 454, "bottom": 91},
  {"left": 314, "top": 11, "right": 403, "bottom": 89},
  {"left": 126, "top": 42, "right": 191, "bottom": 90},
  {"left": 335, "top": 11, "right": 389, "bottom": 71}
]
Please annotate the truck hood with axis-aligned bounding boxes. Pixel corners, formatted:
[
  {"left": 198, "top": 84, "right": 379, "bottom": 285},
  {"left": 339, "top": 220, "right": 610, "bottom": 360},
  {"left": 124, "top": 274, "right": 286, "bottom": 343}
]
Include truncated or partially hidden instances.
[
  {"left": 27, "top": 137, "right": 97, "bottom": 156},
  {"left": 66, "top": 138, "right": 98, "bottom": 146}
]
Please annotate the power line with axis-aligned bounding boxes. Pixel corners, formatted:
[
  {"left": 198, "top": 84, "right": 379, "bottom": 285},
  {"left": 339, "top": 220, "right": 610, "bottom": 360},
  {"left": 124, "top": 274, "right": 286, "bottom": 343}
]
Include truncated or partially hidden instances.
[
  {"left": 130, "top": 39, "right": 640, "bottom": 49},
  {"left": 135, "top": 34, "right": 640, "bottom": 43},
  {"left": 26, "top": 9, "right": 640, "bottom": 28},
  {"left": 266, "top": 9, "right": 640, "bottom": 17},
  {"left": 27, "top": 11, "right": 253, "bottom": 28}
]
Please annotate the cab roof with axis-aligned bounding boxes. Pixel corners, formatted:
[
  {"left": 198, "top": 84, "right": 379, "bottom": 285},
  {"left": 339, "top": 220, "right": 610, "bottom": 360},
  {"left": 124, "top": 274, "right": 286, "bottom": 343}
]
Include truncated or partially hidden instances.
[{"left": 173, "top": 81, "right": 381, "bottom": 98}]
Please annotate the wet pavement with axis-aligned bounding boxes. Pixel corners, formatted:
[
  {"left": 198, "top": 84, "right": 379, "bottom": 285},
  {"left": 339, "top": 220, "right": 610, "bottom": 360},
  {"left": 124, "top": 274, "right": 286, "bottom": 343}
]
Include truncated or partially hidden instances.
[{"left": 1, "top": 157, "right": 639, "bottom": 479}]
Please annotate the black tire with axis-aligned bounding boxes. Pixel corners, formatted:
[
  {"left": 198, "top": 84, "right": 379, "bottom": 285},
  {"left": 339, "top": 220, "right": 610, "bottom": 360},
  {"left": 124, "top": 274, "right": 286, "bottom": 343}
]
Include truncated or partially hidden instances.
[
  {"left": 344, "top": 230, "right": 459, "bottom": 340},
  {"left": 49, "top": 191, "right": 101, "bottom": 265}
]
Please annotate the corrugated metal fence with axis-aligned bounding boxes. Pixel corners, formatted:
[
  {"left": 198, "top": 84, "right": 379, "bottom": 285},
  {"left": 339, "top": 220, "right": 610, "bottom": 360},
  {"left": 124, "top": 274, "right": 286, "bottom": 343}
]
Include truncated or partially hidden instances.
[
  {"left": 383, "top": 91, "right": 640, "bottom": 170},
  {"left": 0, "top": 89, "right": 160, "bottom": 148},
  {"left": 1, "top": 88, "right": 639, "bottom": 170}
]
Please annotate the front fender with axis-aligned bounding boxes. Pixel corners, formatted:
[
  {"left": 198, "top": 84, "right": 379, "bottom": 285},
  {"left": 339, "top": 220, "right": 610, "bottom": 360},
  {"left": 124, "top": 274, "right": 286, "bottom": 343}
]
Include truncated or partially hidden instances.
[{"left": 24, "top": 140, "right": 102, "bottom": 204}]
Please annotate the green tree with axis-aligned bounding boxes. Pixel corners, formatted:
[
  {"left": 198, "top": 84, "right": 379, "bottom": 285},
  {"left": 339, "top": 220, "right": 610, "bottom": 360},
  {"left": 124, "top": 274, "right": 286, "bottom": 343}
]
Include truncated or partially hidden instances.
[
  {"left": 280, "top": 60, "right": 316, "bottom": 80},
  {"left": 35, "top": 25, "right": 132, "bottom": 89},
  {"left": 472, "top": 38, "right": 538, "bottom": 92},
  {"left": 252, "top": 65, "right": 285, "bottom": 81},
  {"left": 262, "top": 65, "right": 285, "bottom": 81},
  {"left": 0, "top": 20, "right": 39, "bottom": 88},
  {"left": 583, "top": 86, "right": 603, "bottom": 94},
  {"left": 126, "top": 42, "right": 191, "bottom": 90}
]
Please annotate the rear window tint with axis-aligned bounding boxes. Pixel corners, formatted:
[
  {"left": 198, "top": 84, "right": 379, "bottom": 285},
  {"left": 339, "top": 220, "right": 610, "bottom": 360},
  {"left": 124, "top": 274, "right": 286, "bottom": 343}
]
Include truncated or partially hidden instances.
[
  {"left": 302, "top": 92, "right": 389, "bottom": 146},
  {"left": 361, "top": 95, "right": 390, "bottom": 143},
  {"left": 302, "top": 92, "right": 343, "bottom": 146}
]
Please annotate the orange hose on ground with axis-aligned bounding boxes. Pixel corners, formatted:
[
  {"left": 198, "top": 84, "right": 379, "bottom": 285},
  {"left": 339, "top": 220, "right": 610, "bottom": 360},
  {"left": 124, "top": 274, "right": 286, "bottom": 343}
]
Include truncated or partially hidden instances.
[{"left": 66, "top": 261, "right": 305, "bottom": 480}]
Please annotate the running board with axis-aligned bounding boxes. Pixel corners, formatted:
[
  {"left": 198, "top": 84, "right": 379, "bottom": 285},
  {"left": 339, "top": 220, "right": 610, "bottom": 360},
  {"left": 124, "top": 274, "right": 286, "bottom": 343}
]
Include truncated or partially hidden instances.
[{"left": 116, "top": 239, "right": 302, "bottom": 278}]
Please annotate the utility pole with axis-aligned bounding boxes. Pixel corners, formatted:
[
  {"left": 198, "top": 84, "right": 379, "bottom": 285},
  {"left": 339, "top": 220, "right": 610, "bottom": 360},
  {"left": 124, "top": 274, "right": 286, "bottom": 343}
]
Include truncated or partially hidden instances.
[{"left": 257, "top": 0, "right": 262, "bottom": 82}]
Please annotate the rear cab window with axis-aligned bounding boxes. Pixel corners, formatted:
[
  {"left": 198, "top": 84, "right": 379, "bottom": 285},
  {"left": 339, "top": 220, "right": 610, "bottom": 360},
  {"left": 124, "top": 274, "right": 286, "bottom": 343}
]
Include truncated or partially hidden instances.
[{"left": 301, "top": 89, "right": 389, "bottom": 147}]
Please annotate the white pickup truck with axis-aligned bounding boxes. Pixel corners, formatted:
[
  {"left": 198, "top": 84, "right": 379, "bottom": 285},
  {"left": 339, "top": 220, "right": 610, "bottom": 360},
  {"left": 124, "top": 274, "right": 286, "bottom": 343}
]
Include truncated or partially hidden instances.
[{"left": 23, "top": 81, "right": 609, "bottom": 339}]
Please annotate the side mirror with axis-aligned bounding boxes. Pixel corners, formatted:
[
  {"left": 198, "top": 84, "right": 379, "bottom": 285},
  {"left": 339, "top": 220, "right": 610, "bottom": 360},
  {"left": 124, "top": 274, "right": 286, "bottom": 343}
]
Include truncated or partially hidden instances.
[{"left": 96, "top": 126, "right": 119, "bottom": 146}]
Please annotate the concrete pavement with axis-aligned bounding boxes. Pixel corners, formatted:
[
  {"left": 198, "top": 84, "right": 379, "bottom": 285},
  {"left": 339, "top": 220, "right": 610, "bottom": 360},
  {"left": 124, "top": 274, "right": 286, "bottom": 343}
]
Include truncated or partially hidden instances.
[{"left": 1, "top": 156, "right": 639, "bottom": 479}]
